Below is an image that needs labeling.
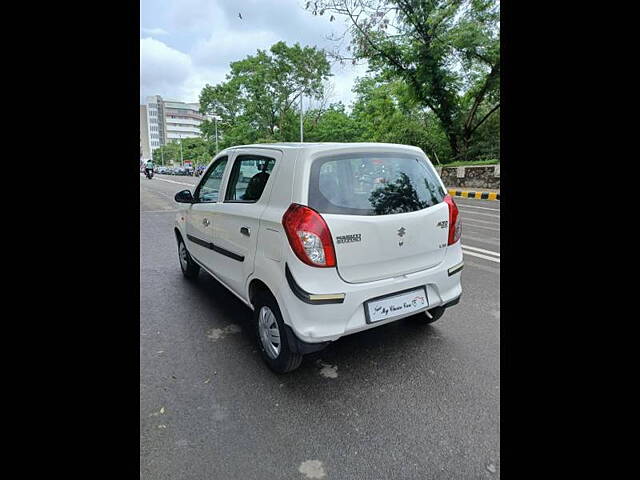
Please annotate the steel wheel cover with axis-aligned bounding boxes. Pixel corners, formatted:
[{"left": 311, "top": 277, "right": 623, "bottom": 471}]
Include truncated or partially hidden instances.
[{"left": 258, "top": 306, "right": 281, "bottom": 360}]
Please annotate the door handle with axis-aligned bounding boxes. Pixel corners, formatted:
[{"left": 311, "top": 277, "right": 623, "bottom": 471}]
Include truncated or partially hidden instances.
[
  {"left": 240, "top": 226, "right": 250, "bottom": 237},
  {"left": 202, "top": 218, "right": 210, "bottom": 227}
]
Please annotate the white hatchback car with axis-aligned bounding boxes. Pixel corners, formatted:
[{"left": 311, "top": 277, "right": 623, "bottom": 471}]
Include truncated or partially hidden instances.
[{"left": 174, "top": 143, "right": 463, "bottom": 373}]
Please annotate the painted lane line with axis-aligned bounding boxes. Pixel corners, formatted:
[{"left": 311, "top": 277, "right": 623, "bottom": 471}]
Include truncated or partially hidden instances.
[
  {"left": 459, "top": 210, "right": 500, "bottom": 219},
  {"left": 140, "top": 173, "right": 196, "bottom": 187},
  {"left": 156, "top": 174, "right": 198, "bottom": 183},
  {"left": 461, "top": 217, "right": 500, "bottom": 227},
  {"left": 463, "top": 224, "right": 501, "bottom": 232},
  {"left": 140, "top": 209, "right": 180, "bottom": 213},
  {"left": 461, "top": 245, "right": 500, "bottom": 257},
  {"left": 457, "top": 204, "right": 500, "bottom": 212},
  {"left": 153, "top": 177, "right": 195, "bottom": 187},
  {"left": 462, "top": 250, "right": 501, "bottom": 263},
  {"left": 460, "top": 234, "right": 500, "bottom": 246}
]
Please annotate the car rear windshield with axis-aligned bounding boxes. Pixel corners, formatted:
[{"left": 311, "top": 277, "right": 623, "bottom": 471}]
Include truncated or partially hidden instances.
[{"left": 308, "top": 153, "right": 446, "bottom": 215}]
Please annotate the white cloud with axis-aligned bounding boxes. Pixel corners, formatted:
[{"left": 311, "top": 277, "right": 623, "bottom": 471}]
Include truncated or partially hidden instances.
[
  {"left": 140, "top": 0, "right": 369, "bottom": 107},
  {"left": 191, "top": 30, "right": 280, "bottom": 68},
  {"left": 141, "top": 27, "right": 169, "bottom": 36},
  {"left": 167, "top": 0, "right": 227, "bottom": 32},
  {"left": 140, "top": 37, "right": 194, "bottom": 102}
]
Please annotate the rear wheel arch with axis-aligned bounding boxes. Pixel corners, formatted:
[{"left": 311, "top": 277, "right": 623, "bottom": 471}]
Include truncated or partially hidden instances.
[{"left": 248, "top": 278, "right": 274, "bottom": 307}]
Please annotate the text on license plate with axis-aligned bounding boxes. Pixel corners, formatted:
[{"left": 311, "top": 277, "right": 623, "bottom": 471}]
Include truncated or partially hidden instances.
[{"left": 365, "top": 287, "right": 429, "bottom": 324}]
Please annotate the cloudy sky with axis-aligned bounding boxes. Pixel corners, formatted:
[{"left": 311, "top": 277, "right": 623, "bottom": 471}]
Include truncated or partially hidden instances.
[{"left": 140, "top": 0, "right": 369, "bottom": 109}]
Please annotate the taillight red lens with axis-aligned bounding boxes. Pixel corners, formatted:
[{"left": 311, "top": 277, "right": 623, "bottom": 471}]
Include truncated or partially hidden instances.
[
  {"left": 444, "top": 195, "right": 462, "bottom": 245},
  {"left": 282, "top": 204, "right": 337, "bottom": 267}
]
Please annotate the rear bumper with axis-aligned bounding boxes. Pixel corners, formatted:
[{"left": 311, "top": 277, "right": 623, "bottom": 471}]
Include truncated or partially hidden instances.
[
  {"left": 443, "top": 294, "right": 461, "bottom": 308},
  {"left": 279, "top": 243, "right": 463, "bottom": 343}
]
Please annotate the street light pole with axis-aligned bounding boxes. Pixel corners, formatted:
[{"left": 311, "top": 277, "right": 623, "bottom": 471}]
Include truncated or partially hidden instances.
[
  {"left": 179, "top": 139, "right": 183, "bottom": 167},
  {"left": 214, "top": 116, "right": 219, "bottom": 154},
  {"left": 300, "top": 92, "right": 304, "bottom": 143}
]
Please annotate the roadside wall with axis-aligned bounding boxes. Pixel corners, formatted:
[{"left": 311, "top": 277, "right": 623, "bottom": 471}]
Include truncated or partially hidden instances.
[{"left": 436, "top": 164, "right": 500, "bottom": 190}]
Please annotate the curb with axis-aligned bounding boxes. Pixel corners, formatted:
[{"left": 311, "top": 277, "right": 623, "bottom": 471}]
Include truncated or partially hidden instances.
[{"left": 448, "top": 189, "right": 500, "bottom": 201}]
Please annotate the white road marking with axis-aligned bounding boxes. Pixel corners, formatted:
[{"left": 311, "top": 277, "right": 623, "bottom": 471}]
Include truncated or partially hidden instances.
[
  {"left": 155, "top": 178, "right": 195, "bottom": 187},
  {"left": 463, "top": 223, "right": 500, "bottom": 232},
  {"left": 462, "top": 249, "right": 501, "bottom": 263},
  {"left": 461, "top": 217, "right": 499, "bottom": 226},
  {"left": 461, "top": 245, "right": 500, "bottom": 257},
  {"left": 460, "top": 234, "right": 500, "bottom": 246},
  {"left": 140, "top": 209, "right": 179, "bottom": 213},
  {"left": 457, "top": 204, "right": 500, "bottom": 212},
  {"left": 459, "top": 210, "right": 500, "bottom": 219},
  {"left": 140, "top": 174, "right": 195, "bottom": 187}
]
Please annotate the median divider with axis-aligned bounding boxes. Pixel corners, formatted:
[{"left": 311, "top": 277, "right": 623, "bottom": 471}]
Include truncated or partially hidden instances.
[{"left": 448, "top": 189, "right": 500, "bottom": 201}]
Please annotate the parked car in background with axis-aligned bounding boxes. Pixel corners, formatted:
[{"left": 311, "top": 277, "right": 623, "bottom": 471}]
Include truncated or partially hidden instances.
[{"left": 173, "top": 143, "right": 463, "bottom": 373}]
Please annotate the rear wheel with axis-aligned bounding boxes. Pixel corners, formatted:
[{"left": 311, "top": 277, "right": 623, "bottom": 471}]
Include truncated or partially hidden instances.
[
  {"left": 177, "top": 237, "right": 200, "bottom": 279},
  {"left": 253, "top": 293, "right": 303, "bottom": 373},
  {"left": 419, "top": 306, "right": 446, "bottom": 325}
]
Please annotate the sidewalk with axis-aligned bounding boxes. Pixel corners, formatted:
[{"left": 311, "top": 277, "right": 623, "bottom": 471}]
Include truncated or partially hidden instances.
[{"left": 447, "top": 187, "right": 500, "bottom": 200}]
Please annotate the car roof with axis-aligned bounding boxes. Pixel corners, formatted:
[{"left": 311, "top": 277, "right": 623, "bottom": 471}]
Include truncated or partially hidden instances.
[
  {"left": 220, "top": 142, "right": 423, "bottom": 158},
  {"left": 228, "top": 142, "right": 422, "bottom": 152}
]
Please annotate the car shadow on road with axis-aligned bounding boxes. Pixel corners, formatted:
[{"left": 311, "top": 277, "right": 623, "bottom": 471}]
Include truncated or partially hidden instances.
[{"left": 182, "top": 268, "right": 453, "bottom": 388}]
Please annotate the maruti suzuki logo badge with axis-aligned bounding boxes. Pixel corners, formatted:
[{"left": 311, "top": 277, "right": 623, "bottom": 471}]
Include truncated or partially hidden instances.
[{"left": 397, "top": 227, "right": 406, "bottom": 246}]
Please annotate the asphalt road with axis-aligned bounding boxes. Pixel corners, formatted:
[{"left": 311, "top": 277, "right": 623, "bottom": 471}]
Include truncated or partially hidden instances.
[{"left": 140, "top": 174, "right": 500, "bottom": 479}]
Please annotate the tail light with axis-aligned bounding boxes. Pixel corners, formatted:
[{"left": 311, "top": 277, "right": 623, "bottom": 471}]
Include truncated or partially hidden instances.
[
  {"left": 444, "top": 195, "right": 462, "bottom": 245},
  {"left": 282, "top": 203, "right": 336, "bottom": 267}
]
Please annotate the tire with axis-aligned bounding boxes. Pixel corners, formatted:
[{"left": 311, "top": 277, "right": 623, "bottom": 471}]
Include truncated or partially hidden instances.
[
  {"left": 177, "top": 236, "right": 200, "bottom": 279},
  {"left": 253, "top": 292, "right": 303, "bottom": 373},
  {"left": 419, "top": 306, "right": 446, "bottom": 325}
]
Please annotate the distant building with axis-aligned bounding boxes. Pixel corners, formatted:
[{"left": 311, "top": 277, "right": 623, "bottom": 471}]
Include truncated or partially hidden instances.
[
  {"left": 140, "top": 105, "right": 151, "bottom": 161},
  {"left": 163, "top": 100, "right": 206, "bottom": 141},
  {"left": 140, "top": 95, "right": 208, "bottom": 161}
]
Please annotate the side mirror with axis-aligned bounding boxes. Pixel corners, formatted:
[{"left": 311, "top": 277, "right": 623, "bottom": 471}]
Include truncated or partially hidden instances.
[{"left": 174, "top": 189, "right": 195, "bottom": 203}]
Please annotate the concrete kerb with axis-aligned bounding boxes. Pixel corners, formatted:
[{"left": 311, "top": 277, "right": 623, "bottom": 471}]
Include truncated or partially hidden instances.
[{"left": 447, "top": 188, "right": 500, "bottom": 201}]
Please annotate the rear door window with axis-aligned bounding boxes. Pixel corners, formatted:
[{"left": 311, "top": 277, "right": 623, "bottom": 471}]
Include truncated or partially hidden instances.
[
  {"left": 225, "top": 155, "right": 276, "bottom": 203},
  {"left": 308, "top": 153, "right": 446, "bottom": 215}
]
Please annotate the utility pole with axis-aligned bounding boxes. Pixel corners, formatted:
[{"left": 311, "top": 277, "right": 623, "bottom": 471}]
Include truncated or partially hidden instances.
[
  {"left": 214, "top": 115, "right": 219, "bottom": 154},
  {"left": 299, "top": 91, "right": 304, "bottom": 143}
]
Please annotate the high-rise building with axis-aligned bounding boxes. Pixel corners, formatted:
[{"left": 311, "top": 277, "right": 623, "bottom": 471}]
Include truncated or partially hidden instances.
[
  {"left": 140, "top": 96, "right": 207, "bottom": 161},
  {"left": 140, "top": 105, "right": 151, "bottom": 161}
]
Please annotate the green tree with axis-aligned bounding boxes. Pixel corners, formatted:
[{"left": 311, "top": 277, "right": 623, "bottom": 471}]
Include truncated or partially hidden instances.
[
  {"left": 307, "top": 0, "right": 500, "bottom": 161},
  {"left": 178, "top": 137, "right": 213, "bottom": 166},
  {"left": 303, "top": 103, "right": 362, "bottom": 142},
  {"left": 152, "top": 143, "right": 180, "bottom": 165},
  {"left": 350, "top": 76, "right": 452, "bottom": 160},
  {"left": 199, "top": 41, "right": 332, "bottom": 147},
  {"left": 152, "top": 138, "right": 214, "bottom": 167}
]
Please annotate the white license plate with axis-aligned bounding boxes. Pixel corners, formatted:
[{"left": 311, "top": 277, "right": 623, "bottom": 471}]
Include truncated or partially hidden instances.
[{"left": 364, "top": 287, "right": 429, "bottom": 324}]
